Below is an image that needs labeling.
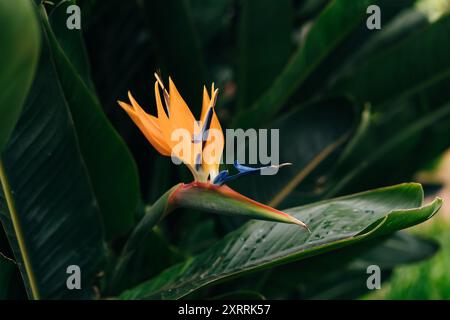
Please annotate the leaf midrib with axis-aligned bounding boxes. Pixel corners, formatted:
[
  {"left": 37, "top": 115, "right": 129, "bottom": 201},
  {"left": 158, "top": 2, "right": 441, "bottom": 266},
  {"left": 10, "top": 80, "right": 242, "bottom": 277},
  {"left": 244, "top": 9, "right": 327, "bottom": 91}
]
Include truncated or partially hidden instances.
[{"left": 0, "top": 160, "right": 39, "bottom": 299}]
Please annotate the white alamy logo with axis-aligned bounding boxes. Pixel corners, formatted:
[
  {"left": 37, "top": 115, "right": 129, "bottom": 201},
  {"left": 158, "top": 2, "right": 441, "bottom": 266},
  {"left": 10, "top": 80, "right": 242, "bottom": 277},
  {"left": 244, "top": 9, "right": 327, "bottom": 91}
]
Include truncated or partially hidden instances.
[
  {"left": 366, "top": 265, "right": 381, "bottom": 290},
  {"left": 66, "top": 265, "right": 81, "bottom": 290},
  {"left": 170, "top": 127, "right": 282, "bottom": 175},
  {"left": 367, "top": 5, "right": 381, "bottom": 30},
  {"left": 66, "top": 4, "right": 81, "bottom": 30}
]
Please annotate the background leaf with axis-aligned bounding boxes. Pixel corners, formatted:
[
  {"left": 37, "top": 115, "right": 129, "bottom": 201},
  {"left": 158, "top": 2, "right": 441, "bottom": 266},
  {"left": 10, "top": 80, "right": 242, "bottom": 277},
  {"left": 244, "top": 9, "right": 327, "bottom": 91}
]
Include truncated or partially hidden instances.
[
  {"left": 326, "top": 101, "right": 450, "bottom": 196},
  {"left": 49, "top": 0, "right": 95, "bottom": 89},
  {"left": 41, "top": 1, "right": 140, "bottom": 239},
  {"left": 339, "top": 14, "right": 450, "bottom": 106},
  {"left": 234, "top": 0, "right": 372, "bottom": 127},
  {"left": 0, "top": 0, "right": 40, "bottom": 151}
]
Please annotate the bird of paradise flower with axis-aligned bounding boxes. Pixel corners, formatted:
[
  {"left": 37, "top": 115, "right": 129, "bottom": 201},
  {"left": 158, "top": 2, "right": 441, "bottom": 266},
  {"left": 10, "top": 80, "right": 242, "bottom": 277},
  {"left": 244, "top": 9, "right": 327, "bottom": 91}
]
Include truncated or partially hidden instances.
[{"left": 118, "top": 73, "right": 309, "bottom": 230}]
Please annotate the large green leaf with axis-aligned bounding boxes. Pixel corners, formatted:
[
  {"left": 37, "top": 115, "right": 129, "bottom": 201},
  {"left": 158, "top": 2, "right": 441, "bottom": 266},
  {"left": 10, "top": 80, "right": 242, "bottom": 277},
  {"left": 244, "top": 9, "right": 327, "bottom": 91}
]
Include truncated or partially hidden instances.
[
  {"left": 119, "top": 183, "right": 441, "bottom": 299},
  {"left": 0, "top": 0, "right": 40, "bottom": 151},
  {"left": 236, "top": 0, "right": 292, "bottom": 111},
  {"left": 197, "top": 231, "right": 437, "bottom": 299},
  {"left": 40, "top": 2, "right": 140, "bottom": 239},
  {"left": 234, "top": 0, "right": 372, "bottom": 127},
  {"left": 0, "top": 17, "right": 106, "bottom": 300}
]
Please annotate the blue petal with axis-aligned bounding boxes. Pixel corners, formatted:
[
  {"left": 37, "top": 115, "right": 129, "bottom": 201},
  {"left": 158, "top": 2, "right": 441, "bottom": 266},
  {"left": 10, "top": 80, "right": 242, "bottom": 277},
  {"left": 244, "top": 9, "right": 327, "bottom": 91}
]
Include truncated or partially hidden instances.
[
  {"left": 201, "top": 107, "right": 214, "bottom": 141},
  {"left": 233, "top": 160, "right": 261, "bottom": 173},
  {"left": 213, "top": 161, "right": 291, "bottom": 185},
  {"left": 212, "top": 170, "right": 230, "bottom": 185}
]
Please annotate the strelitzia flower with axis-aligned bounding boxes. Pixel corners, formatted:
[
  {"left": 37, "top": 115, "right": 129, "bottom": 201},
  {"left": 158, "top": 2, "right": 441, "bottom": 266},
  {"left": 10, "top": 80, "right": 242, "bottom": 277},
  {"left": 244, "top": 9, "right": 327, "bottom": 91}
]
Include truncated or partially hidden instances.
[
  {"left": 118, "top": 73, "right": 223, "bottom": 183},
  {"left": 118, "top": 74, "right": 309, "bottom": 230}
]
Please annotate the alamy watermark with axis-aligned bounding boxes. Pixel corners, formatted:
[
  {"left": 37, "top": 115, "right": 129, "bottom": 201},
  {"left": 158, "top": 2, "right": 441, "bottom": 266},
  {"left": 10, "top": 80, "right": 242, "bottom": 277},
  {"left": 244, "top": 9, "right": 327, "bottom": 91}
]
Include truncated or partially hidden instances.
[
  {"left": 66, "top": 4, "right": 81, "bottom": 30},
  {"left": 367, "top": 5, "right": 381, "bottom": 30},
  {"left": 66, "top": 265, "right": 81, "bottom": 290},
  {"left": 366, "top": 265, "right": 381, "bottom": 290},
  {"left": 169, "top": 127, "right": 282, "bottom": 175}
]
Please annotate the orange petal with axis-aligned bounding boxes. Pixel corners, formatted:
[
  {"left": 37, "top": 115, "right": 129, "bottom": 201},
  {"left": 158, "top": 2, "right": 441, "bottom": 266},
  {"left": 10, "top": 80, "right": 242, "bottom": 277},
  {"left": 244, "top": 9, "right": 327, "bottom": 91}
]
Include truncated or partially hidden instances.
[
  {"left": 155, "top": 82, "right": 200, "bottom": 168},
  {"left": 118, "top": 99, "right": 171, "bottom": 155},
  {"left": 201, "top": 86, "right": 210, "bottom": 121},
  {"left": 168, "top": 77, "right": 199, "bottom": 136},
  {"left": 201, "top": 89, "right": 224, "bottom": 180},
  {"left": 202, "top": 114, "right": 224, "bottom": 179},
  {"left": 154, "top": 82, "right": 176, "bottom": 149}
]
